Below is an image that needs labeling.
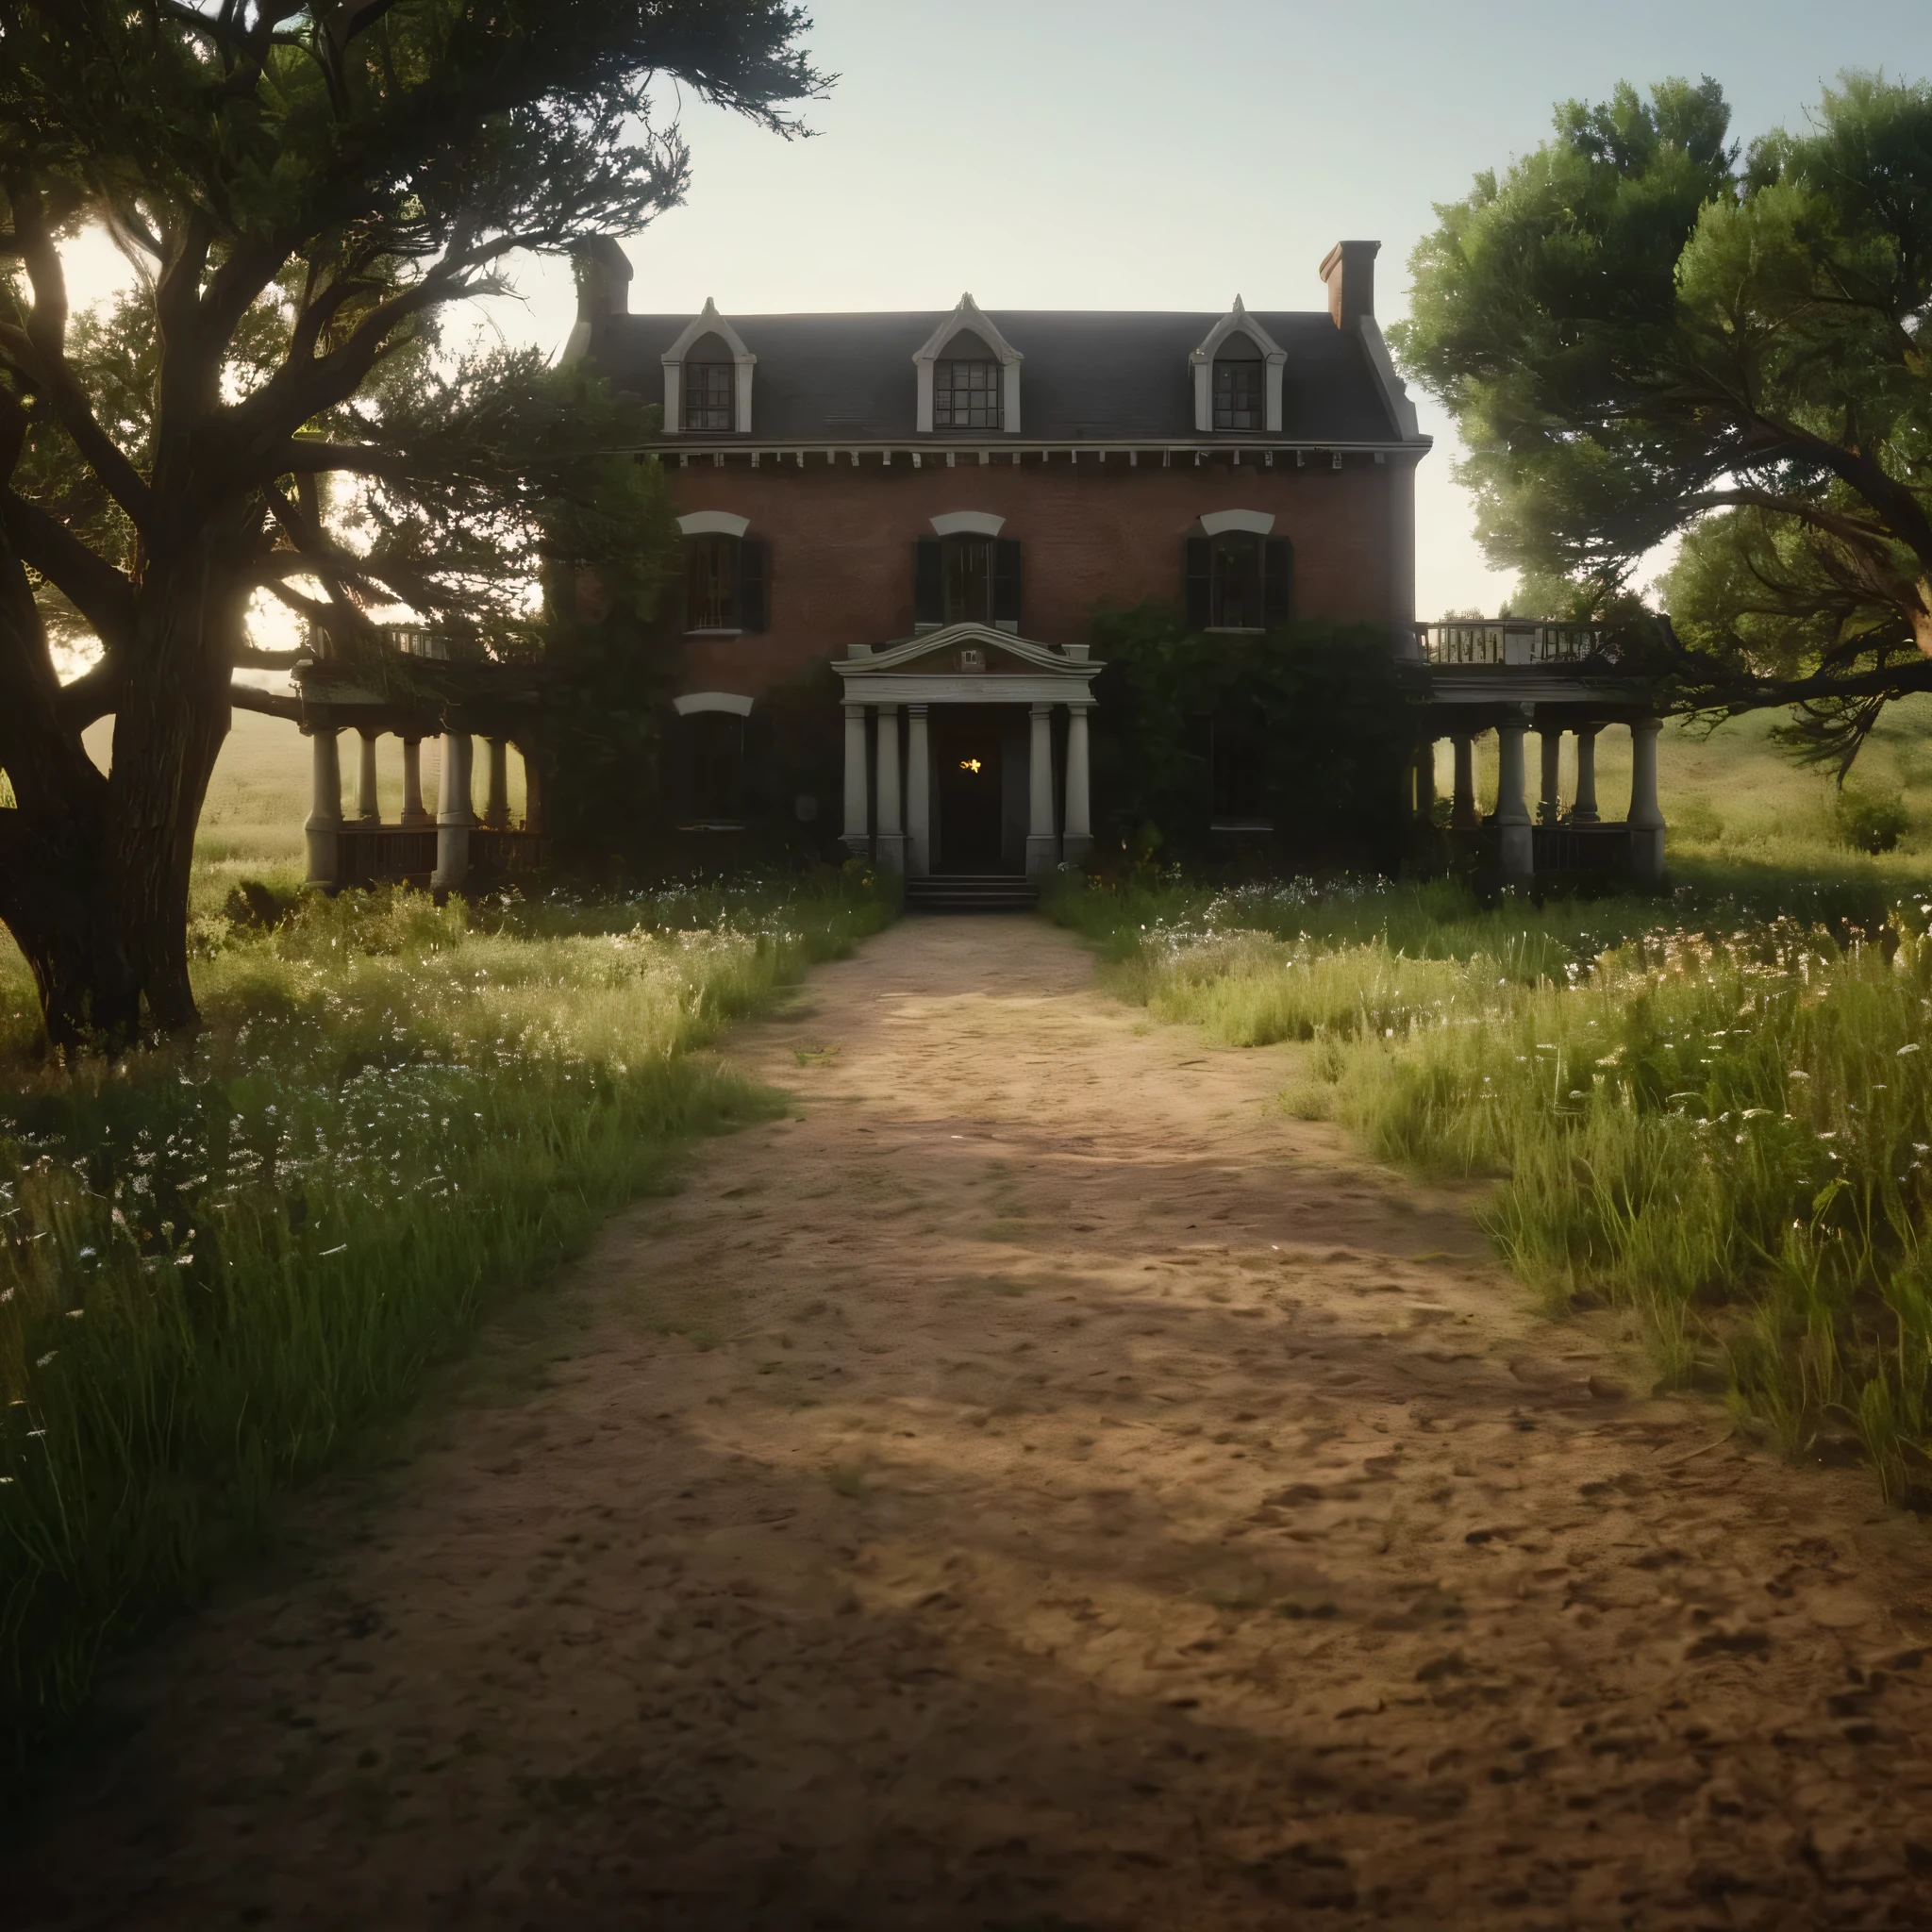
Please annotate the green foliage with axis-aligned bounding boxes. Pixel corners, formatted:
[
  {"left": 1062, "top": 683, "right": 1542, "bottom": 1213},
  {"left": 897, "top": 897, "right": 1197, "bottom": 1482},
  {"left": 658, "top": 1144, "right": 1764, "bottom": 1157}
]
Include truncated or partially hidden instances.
[
  {"left": 1049, "top": 865, "right": 1932, "bottom": 1503},
  {"left": 1087, "top": 604, "right": 1421, "bottom": 872},
  {"left": 1393, "top": 71, "right": 1932, "bottom": 760},
  {"left": 1837, "top": 785, "right": 1910, "bottom": 854},
  {"left": 0, "top": 869, "right": 892, "bottom": 1769}
]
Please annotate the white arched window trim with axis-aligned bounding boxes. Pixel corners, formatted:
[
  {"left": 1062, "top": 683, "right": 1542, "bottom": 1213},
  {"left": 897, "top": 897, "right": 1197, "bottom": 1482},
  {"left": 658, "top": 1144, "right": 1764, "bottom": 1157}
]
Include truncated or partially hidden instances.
[
  {"left": 913, "top": 293, "right": 1023, "bottom": 435},
  {"left": 929, "top": 510, "right": 1006, "bottom": 537},
  {"left": 662, "top": 298, "right": 757, "bottom": 435},
  {"left": 1198, "top": 508, "right": 1276, "bottom": 537},
  {"left": 1190, "top": 296, "right": 1286, "bottom": 435},
  {"left": 673, "top": 691, "right": 755, "bottom": 717},
  {"left": 676, "top": 510, "right": 751, "bottom": 538}
]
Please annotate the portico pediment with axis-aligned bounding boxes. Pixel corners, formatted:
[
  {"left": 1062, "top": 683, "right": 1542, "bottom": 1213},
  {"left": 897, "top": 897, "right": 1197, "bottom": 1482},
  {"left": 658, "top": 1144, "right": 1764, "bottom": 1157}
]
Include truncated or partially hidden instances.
[{"left": 834, "top": 622, "right": 1101, "bottom": 707}]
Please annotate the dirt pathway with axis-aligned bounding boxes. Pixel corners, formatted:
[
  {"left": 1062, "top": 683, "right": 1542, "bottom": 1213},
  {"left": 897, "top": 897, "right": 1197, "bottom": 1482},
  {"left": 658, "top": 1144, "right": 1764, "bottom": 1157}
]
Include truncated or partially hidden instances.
[{"left": 14, "top": 914, "right": 1932, "bottom": 1930}]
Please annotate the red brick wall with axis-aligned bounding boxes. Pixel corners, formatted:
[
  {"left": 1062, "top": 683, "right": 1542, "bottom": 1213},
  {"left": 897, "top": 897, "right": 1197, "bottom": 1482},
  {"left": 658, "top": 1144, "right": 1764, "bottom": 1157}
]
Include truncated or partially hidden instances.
[{"left": 668, "top": 454, "right": 1411, "bottom": 699}]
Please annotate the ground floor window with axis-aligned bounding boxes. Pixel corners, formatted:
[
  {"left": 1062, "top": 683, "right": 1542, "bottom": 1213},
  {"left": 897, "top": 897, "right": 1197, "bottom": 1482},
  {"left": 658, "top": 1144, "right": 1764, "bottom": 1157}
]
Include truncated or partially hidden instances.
[
  {"left": 680, "top": 710, "right": 745, "bottom": 823},
  {"left": 1184, "top": 532, "right": 1292, "bottom": 631}
]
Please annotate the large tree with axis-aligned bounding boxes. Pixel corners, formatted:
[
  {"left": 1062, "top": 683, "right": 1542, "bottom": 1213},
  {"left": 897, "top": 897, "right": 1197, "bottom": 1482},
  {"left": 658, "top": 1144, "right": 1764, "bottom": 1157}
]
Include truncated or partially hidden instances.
[
  {"left": 0, "top": 0, "right": 824, "bottom": 1048},
  {"left": 1391, "top": 74, "right": 1932, "bottom": 769}
]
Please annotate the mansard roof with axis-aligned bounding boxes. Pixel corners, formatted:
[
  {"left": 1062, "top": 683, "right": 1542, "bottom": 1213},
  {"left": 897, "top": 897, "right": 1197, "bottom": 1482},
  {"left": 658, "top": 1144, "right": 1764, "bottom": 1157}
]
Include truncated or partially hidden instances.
[{"left": 583, "top": 308, "right": 1418, "bottom": 446}]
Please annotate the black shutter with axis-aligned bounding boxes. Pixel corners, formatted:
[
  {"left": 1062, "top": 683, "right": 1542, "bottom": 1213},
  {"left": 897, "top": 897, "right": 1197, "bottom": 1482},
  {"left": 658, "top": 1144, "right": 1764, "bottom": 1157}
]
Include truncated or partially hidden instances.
[
  {"left": 1263, "top": 537, "right": 1292, "bottom": 625},
  {"left": 992, "top": 538, "right": 1022, "bottom": 626},
  {"left": 738, "top": 538, "right": 768, "bottom": 633},
  {"left": 1185, "top": 536, "right": 1212, "bottom": 630},
  {"left": 914, "top": 537, "right": 943, "bottom": 625}
]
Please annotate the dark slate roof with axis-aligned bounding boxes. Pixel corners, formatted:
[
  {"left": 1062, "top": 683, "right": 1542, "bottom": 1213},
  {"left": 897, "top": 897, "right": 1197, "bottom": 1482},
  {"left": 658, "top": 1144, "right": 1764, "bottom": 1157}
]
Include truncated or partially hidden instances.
[{"left": 583, "top": 309, "right": 1412, "bottom": 444}]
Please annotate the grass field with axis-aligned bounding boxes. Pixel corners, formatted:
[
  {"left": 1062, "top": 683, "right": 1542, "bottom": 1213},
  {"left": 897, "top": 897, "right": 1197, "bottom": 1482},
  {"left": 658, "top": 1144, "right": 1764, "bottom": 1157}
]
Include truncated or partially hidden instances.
[
  {"left": 0, "top": 725, "right": 891, "bottom": 1766},
  {"left": 1046, "top": 688, "right": 1932, "bottom": 1505}
]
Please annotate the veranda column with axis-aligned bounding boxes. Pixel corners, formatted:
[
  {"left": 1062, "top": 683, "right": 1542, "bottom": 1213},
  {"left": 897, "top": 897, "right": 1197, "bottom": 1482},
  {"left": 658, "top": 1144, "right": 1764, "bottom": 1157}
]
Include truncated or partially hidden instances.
[
  {"left": 1628, "top": 717, "right": 1667, "bottom": 883},
  {"left": 1494, "top": 706, "right": 1534, "bottom": 886},
  {"left": 1063, "top": 703, "right": 1093, "bottom": 868},
  {"left": 1573, "top": 726, "right": 1601, "bottom": 824},
  {"left": 1451, "top": 733, "right": 1479, "bottom": 829},
  {"left": 304, "top": 725, "right": 342, "bottom": 890},
  {"left": 1414, "top": 739, "right": 1438, "bottom": 824},
  {"left": 398, "top": 737, "right": 431, "bottom": 827},
  {"left": 905, "top": 704, "right": 932, "bottom": 876},
  {"left": 874, "top": 703, "right": 906, "bottom": 872},
  {"left": 842, "top": 703, "right": 871, "bottom": 858},
  {"left": 353, "top": 729, "right": 381, "bottom": 824},
  {"left": 482, "top": 736, "right": 510, "bottom": 830},
  {"left": 1025, "top": 702, "right": 1058, "bottom": 876},
  {"left": 431, "top": 730, "right": 474, "bottom": 896},
  {"left": 1539, "top": 725, "right": 1563, "bottom": 824}
]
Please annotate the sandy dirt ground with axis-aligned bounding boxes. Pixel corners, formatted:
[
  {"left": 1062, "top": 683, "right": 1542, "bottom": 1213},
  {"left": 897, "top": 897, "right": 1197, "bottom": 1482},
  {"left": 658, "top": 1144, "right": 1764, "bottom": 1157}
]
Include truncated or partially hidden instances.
[{"left": 12, "top": 913, "right": 1932, "bottom": 1931}]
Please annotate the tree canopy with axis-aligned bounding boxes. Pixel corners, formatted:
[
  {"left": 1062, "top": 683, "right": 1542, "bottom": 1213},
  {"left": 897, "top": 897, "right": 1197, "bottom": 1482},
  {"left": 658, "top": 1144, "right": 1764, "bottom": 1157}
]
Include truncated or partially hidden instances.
[
  {"left": 0, "top": 1, "right": 826, "bottom": 1045},
  {"left": 1391, "top": 73, "right": 1932, "bottom": 770}
]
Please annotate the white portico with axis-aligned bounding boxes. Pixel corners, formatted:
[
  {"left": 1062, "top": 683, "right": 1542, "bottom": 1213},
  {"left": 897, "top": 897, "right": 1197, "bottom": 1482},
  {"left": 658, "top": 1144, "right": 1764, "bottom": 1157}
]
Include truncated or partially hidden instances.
[{"left": 834, "top": 622, "right": 1101, "bottom": 877}]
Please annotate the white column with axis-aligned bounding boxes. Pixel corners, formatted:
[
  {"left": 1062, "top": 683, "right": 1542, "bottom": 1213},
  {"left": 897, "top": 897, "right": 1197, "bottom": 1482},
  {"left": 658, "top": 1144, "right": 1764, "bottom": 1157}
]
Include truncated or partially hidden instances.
[
  {"left": 841, "top": 703, "right": 870, "bottom": 858},
  {"left": 1451, "top": 733, "right": 1479, "bottom": 829},
  {"left": 1025, "top": 702, "right": 1058, "bottom": 876},
  {"left": 399, "top": 737, "right": 430, "bottom": 827},
  {"left": 304, "top": 726, "right": 342, "bottom": 890},
  {"left": 1573, "top": 726, "right": 1601, "bottom": 824},
  {"left": 353, "top": 730, "right": 380, "bottom": 824},
  {"left": 1539, "top": 726, "right": 1563, "bottom": 824},
  {"left": 1494, "top": 708, "right": 1534, "bottom": 886},
  {"left": 431, "top": 730, "right": 473, "bottom": 896},
  {"left": 906, "top": 704, "right": 932, "bottom": 877},
  {"left": 1628, "top": 717, "right": 1666, "bottom": 883},
  {"left": 874, "top": 703, "right": 906, "bottom": 872},
  {"left": 1063, "top": 703, "right": 1093, "bottom": 867},
  {"left": 482, "top": 736, "right": 510, "bottom": 830}
]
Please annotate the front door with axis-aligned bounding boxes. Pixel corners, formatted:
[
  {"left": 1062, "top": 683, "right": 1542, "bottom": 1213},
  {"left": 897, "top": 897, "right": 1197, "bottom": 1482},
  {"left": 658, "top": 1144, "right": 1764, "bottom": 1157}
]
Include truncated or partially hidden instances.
[{"left": 933, "top": 705, "right": 1008, "bottom": 873}]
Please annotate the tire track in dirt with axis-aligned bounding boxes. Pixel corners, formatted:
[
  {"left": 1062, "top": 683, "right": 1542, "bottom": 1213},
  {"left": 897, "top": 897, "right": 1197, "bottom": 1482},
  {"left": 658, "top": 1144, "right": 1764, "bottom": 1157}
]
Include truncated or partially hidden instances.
[{"left": 11, "top": 913, "right": 1932, "bottom": 1930}]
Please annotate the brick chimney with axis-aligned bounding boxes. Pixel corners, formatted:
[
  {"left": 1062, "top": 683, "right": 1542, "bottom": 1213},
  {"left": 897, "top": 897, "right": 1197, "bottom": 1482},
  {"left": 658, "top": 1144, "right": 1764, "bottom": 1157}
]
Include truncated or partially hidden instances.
[
  {"left": 1319, "top": 240, "right": 1379, "bottom": 329},
  {"left": 561, "top": 237, "right": 632, "bottom": 363}
]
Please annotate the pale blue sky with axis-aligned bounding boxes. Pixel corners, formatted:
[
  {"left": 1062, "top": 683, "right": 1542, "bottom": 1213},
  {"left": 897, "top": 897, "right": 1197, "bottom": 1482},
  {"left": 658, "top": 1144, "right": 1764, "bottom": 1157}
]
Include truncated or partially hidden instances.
[
  {"left": 60, "top": 1, "right": 1932, "bottom": 620},
  {"left": 544, "top": 0, "right": 1929, "bottom": 614}
]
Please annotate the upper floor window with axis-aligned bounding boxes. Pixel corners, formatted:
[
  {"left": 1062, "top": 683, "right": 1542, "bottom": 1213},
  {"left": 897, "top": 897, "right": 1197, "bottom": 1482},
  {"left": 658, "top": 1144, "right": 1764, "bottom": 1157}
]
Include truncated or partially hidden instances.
[
  {"left": 679, "top": 522, "right": 768, "bottom": 634},
  {"left": 936, "top": 358, "right": 1002, "bottom": 430},
  {"left": 684, "top": 362, "right": 735, "bottom": 432},
  {"left": 1213, "top": 336, "right": 1265, "bottom": 431},
  {"left": 1185, "top": 527, "right": 1291, "bottom": 631},
  {"left": 914, "top": 533, "right": 1022, "bottom": 630}
]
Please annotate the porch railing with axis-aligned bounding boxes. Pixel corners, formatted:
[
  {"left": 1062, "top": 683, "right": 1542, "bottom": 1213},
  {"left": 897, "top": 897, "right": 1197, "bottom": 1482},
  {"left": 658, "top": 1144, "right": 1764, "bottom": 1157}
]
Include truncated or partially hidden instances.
[
  {"left": 1415, "top": 621, "right": 1611, "bottom": 666},
  {"left": 335, "top": 825, "right": 546, "bottom": 888}
]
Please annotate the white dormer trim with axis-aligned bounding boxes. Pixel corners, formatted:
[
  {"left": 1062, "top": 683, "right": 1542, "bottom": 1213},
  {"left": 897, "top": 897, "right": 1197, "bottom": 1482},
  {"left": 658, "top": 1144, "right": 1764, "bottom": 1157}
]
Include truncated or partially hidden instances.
[
  {"left": 1190, "top": 296, "right": 1286, "bottom": 435},
  {"left": 676, "top": 510, "right": 751, "bottom": 538},
  {"left": 913, "top": 293, "right": 1023, "bottom": 435},
  {"left": 1198, "top": 508, "right": 1276, "bottom": 537},
  {"left": 673, "top": 691, "right": 755, "bottom": 717},
  {"left": 929, "top": 510, "right": 1006, "bottom": 538},
  {"left": 662, "top": 298, "right": 757, "bottom": 436}
]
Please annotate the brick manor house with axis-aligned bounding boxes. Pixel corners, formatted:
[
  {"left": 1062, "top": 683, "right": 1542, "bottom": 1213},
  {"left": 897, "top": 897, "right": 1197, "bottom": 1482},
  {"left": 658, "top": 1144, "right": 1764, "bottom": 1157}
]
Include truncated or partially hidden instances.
[{"left": 294, "top": 237, "right": 1668, "bottom": 897}]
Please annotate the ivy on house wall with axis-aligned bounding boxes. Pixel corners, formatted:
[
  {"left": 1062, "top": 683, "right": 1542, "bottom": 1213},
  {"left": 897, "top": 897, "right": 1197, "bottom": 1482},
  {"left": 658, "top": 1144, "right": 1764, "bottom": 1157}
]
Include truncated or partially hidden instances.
[{"left": 1087, "top": 604, "right": 1423, "bottom": 874}]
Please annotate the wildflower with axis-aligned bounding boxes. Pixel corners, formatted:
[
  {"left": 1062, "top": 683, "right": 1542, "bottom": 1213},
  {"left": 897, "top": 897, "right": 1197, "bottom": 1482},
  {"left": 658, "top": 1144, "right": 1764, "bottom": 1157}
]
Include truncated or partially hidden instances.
[
  {"left": 1900, "top": 1043, "right": 1922, "bottom": 1057},
  {"left": 33, "top": 1353, "right": 53, "bottom": 1368}
]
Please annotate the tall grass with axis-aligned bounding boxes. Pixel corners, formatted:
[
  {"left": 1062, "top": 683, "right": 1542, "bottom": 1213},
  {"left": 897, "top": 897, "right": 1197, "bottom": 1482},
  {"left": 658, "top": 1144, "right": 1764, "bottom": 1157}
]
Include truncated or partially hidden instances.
[
  {"left": 0, "top": 870, "right": 891, "bottom": 1766},
  {"left": 1046, "top": 868, "right": 1932, "bottom": 1505}
]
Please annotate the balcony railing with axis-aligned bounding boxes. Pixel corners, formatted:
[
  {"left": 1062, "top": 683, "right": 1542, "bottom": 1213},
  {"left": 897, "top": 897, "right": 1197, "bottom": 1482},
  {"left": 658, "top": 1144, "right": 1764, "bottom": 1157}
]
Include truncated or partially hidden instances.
[{"left": 1415, "top": 621, "right": 1613, "bottom": 667}]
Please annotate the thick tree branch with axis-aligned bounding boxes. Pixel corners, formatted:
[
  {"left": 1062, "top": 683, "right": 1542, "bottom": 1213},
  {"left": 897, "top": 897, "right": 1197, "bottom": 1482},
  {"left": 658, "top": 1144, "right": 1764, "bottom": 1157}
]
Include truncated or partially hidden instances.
[
  {"left": 229, "top": 681, "right": 304, "bottom": 722},
  {"left": 0, "top": 490, "right": 139, "bottom": 653}
]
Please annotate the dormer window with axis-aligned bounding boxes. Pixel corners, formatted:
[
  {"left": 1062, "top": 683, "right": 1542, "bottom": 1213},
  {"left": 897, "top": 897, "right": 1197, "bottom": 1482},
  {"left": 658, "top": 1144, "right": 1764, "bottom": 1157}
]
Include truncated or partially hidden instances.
[
  {"left": 662, "top": 299, "right": 756, "bottom": 435},
  {"left": 1191, "top": 298, "right": 1286, "bottom": 434},
  {"left": 914, "top": 295, "right": 1024, "bottom": 434},
  {"left": 1213, "top": 334, "right": 1264, "bottom": 431},
  {"left": 936, "top": 342, "right": 1002, "bottom": 429},
  {"left": 684, "top": 354, "right": 735, "bottom": 431}
]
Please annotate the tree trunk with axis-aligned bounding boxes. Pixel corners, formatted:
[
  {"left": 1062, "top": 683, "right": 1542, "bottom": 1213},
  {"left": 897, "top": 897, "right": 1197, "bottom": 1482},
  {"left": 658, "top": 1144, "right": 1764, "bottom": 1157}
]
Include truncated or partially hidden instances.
[{"left": 0, "top": 521, "right": 240, "bottom": 1053}]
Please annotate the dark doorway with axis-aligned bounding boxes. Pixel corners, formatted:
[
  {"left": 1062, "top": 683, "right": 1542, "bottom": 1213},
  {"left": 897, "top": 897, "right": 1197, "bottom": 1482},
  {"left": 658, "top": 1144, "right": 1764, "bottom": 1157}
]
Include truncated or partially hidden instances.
[{"left": 933, "top": 706, "right": 1010, "bottom": 873}]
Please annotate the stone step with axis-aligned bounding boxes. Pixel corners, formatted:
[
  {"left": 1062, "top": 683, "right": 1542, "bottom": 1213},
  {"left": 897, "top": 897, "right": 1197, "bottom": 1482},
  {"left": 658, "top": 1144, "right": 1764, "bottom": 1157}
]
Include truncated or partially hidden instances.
[{"left": 904, "top": 874, "right": 1040, "bottom": 913}]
